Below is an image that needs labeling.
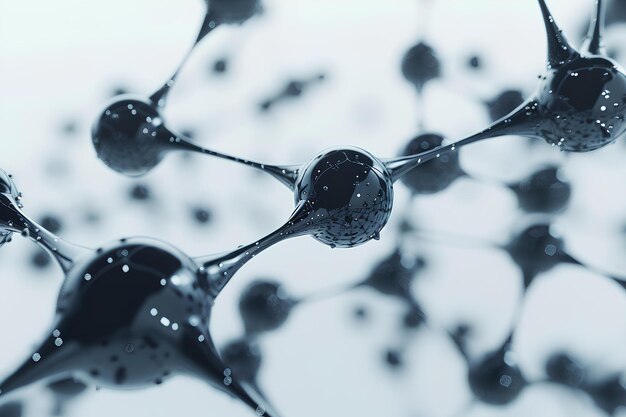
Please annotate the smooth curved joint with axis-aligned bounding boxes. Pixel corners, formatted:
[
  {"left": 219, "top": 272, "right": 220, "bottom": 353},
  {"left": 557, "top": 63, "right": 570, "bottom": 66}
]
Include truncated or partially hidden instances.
[
  {"left": 149, "top": 11, "right": 221, "bottom": 108},
  {"left": 582, "top": 0, "right": 606, "bottom": 55},
  {"left": 537, "top": 0, "right": 579, "bottom": 67},
  {"left": 195, "top": 201, "right": 314, "bottom": 298},
  {"left": 172, "top": 138, "right": 300, "bottom": 190},
  {"left": 384, "top": 99, "right": 541, "bottom": 182}
]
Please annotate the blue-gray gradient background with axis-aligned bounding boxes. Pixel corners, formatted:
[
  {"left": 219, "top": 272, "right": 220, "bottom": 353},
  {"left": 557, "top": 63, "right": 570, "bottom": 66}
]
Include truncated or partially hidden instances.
[{"left": 0, "top": 0, "right": 625, "bottom": 416}]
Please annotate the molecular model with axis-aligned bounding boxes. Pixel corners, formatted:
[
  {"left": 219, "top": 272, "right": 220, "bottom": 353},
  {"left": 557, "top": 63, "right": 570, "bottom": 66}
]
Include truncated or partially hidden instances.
[{"left": 0, "top": 0, "right": 625, "bottom": 416}]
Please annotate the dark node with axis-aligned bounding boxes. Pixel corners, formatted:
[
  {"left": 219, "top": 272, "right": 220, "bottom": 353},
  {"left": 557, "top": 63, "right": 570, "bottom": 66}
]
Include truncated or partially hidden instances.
[
  {"left": 362, "top": 249, "right": 422, "bottom": 301},
  {"left": 486, "top": 90, "right": 525, "bottom": 122},
  {"left": 221, "top": 338, "right": 262, "bottom": 382},
  {"left": 239, "top": 280, "right": 294, "bottom": 334},
  {"left": 401, "top": 41, "right": 441, "bottom": 91},
  {"left": 129, "top": 184, "right": 151, "bottom": 201},
  {"left": 535, "top": 56, "right": 626, "bottom": 151},
  {"left": 192, "top": 207, "right": 212, "bottom": 224},
  {"left": 505, "top": 223, "right": 573, "bottom": 287},
  {"left": 384, "top": 349, "right": 403, "bottom": 369},
  {"left": 399, "top": 133, "right": 464, "bottom": 194},
  {"left": 213, "top": 58, "right": 228, "bottom": 74},
  {"left": 284, "top": 81, "right": 304, "bottom": 97},
  {"left": 353, "top": 305, "right": 368, "bottom": 320},
  {"left": 584, "top": 374, "right": 626, "bottom": 415},
  {"left": 92, "top": 96, "right": 173, "bottom": 177},
  {"left": 294, "top": 147, "right": 394, "bottom": 248},
  {"left": 60, "top": 121, "right": 78, "bottom": 137},
  {"left": 0, "top": 401, "right": 22, "bottom": 417},
  {"left": 208, "top": 0, "right": 261, "bottom": 24},
  {"left": 509, "top": 166, "right": 571, "bottom": 213},
  {"left": 40, "top": 215, "right": 63, "bottom": 234},
  {"left": 31, "top": 249, "right": 51, "bottom": 269},
  {"left": 468, "top": 343, "right": 526, "bottom": 405},
  {"left": 545, "top": 352, "right": 586, "bottom": 388},
  {"left": 259, "top": 100, "right": 273, "bottom": 112},
  {"left": 468, "top": 55, "right": 482, "bottom": 69},
  {"left": 402, "top": 305, "right": 425, "bottom": 329}
]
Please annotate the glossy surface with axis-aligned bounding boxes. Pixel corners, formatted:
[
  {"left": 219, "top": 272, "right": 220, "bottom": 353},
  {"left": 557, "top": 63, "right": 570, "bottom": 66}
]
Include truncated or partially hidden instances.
[{"left": 294, "top": 147, "right": 394, "bottom": 248}]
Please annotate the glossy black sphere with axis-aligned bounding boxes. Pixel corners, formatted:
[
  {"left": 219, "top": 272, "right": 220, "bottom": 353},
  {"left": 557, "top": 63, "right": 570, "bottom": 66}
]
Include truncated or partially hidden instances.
[
  {"left": 510, "top": 166, "right": 571, "bottom": 213},
  {"left": 399, "top": 134, "right": 463, "bottom": 194},
  {"left": 401, "top": 42, "right": 441, "bottom": 91},
  {"left": 0, "top": 170, "right": 20, "bottom": 247},
  {"left": 238, "top": 280, "right": 294, "bottom": 334},
  {"left": 536, "top": 56, "right": 626, "bottom": 151},
  {"left": 221, "top": 338, "right": 262, "bottom": 382},
  {"left": 294, "top": 147, "right": 393, "bottom": 248},
  {"left": 92, "top": 96, "right": 174, "bottom": 177},
  {"left": 487, "top": 90, "right": 525, "bottom": 122},
  {"left": 468, "top": 345, "right": 526, "bottom": 405},
  {"left": 208, "top": 0, "right": 260, "bottom": 24},
  {"left": 7, "top": 238, "right": 220, "bottom": 391}
]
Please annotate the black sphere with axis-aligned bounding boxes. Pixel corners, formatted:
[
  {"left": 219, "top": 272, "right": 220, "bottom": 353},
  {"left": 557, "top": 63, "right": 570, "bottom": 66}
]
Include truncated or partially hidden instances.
[
  {"left": 221, "top": 338, "right": 262, "bottom": 382},
  {"left": 92, "top": 96, "right": 173, "bottom": 177},
  {"left": 468, "top": 345, "right": 526, "bottom": 405},
  {"left": 506, "top": 224, "right": 571, "bottom": 286},
  {"left": 294, "top": 147, "right": 394, "bottom": 248},
  {"left": 401, "top": 42, "right": 441, "bottom": 91},
  {"left": 238, "top": 280, "right": 294, "bottom": 334},
  {"left": 208, "top": 0, "right": 260, "bottom": 24},
  {"left": 545, "top": 352, "right": 586, "bottom": 388},
  {"left": 487, "top": 90, "right": 525, "bottom": 122},
  {"left": 510, "top": 166, "right": 571, "bottom": 213},
  {"left": 536, "top": 56, "right": 626, "bottom": 151},
  {"left": 399, "top": 134, "right": 464, "bottom": 194}
]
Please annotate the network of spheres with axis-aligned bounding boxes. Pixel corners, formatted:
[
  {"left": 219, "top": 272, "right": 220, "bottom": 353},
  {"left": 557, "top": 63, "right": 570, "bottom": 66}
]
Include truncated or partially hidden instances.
[
  {"left": 537, "top": 56, "right": 626, "bottom": 151},
  {"left": 92, "top": 96, "right": 172, "bottom": 177},
  {"left": 38, "top": 239, "right": 214, "bottom": 389},
  {"left": 294, "top": 147, "right": 394, "bottom": 248}
]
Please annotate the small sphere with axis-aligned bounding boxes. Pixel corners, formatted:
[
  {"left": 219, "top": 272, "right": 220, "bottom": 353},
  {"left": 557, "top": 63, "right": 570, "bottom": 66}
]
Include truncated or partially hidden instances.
[
  {"left": 129, "top": 184, "right": 152, "bottom": 201},
  {"left": 92, "top": 96, "right": 173, "bottom": 177},
  {"left": 294, "top": 147, "right": 394, "bottom": 248},
  {"left": 510, "top": 166, "right": 571, "bottom": 213},
  {"left": 536, "top": 56, "right": 626, "bottom": 151},
  {"left": 213, "top": 58, "right": 228, "bottom": 74},
  {"left": 545, "top": 352, "right": 586, "bottom": 388},
  {"left": 363, "top": 249, "right": 422, "bottom": 299},
  {"left": 468, "top": 55, "right": 482, "bottom": 70},
  {"left": 30, "top": 248, "right": 51, "bottom": 270},
  {"left": 52, "top": 238, "right": 212, "bottom": 388},
  {"left": 506, "top": 223, "right": 570, "bottom": 284},
  {"left": 468, "top": 345, "right": 526, "bottom": 405},
  {"left": 238, "top": 280, "right": 294, "bottom": 334},
  {"left": 384, "top": 349, "right": 403, "bottom": 369},
  {"left": 208, "top": 0, "right": 260, "bottom": 24},
  {"left": 487, "top": 90, "right": 525, "bottom": 122},
  {"left": 399, "top": 134, "right": 464, "bottom": 194},
  {"left": 221, "top": 338, "right": 262, "bottom": 382},
  {"left": 192, "top": 207, "right": 213, "bottom": 225},
  {"left": 40, "top": 215, "right": 63, "bottom": 234},
  {"left": 401, "top": 42, "right": 441, "bottom": 90}
]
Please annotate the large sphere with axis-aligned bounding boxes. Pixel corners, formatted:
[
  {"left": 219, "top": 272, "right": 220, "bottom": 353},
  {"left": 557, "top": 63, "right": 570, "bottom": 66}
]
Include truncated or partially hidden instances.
[
  {"left": 53, "top": 238, "right": 212, "bottom": 388},
  {"left": 92, "top": 96, "right": 172, "bottom": 176},
  {"left": 294, "top": 147, "right": 394, "bottom": 248},
  {"left": 536, "top": 56, "right": 626, "bottom": 152}
]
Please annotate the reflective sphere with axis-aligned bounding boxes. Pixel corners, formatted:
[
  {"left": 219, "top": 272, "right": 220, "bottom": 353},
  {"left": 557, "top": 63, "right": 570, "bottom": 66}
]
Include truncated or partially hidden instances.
[
  {"left": 510, "top": 166, "right": 571, "bottom": 213},
  {"left": 399, "top": 134, "right": 463, "bottom": 194},
  {"left": 238, "top": 280, "right": 294, "bottom": 334},
  {"left": 92, "top": 96, "right": 174, "bottom": 176},
  {"left": 0, "top": 170, "right": 20, "bottom": 247},
  {"left": 536, "top": 56, "right": 626, "bottom": 151},
  {"left": 294, "top": 147, "right": 394, "bottom": 248}
]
